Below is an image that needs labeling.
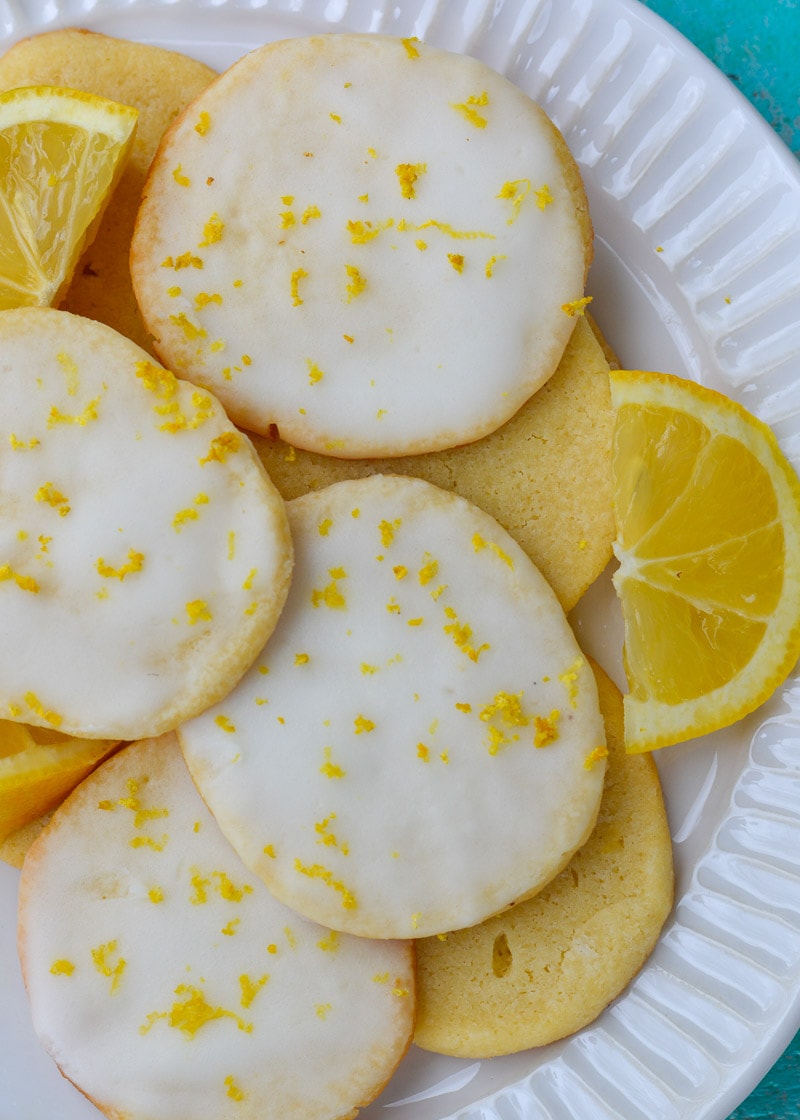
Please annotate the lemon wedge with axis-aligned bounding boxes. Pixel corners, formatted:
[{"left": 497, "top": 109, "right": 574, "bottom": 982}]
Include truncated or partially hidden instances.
[
  {"left": 0, "top": 84, "right": 137, "bottom": 309},
  {"left": 0, "top": 722, "right": 119, "bottom": 841},
  {"left": 610, "top": 368, "right": 800, "bottom": 752}
]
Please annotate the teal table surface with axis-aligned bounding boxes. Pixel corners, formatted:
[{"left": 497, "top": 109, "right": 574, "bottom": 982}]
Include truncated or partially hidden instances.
[{"left": 640, "top": 2, "right": 800, "bottom": 1117}]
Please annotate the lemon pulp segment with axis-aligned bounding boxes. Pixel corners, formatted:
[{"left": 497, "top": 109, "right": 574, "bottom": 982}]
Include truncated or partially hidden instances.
[
  {"left": 611, "top": 369, "right": 800, "bottom": 751},
  {"left": 0, "top": 85, "right": 137, "bottom": 308}
]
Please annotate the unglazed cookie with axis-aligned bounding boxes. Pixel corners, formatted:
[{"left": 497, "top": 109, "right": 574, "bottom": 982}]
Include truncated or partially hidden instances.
[
  {"left": 255, "top": 314, "right": 615, "bottom": 612},
  {"left": 414, "top": 661, "right": 674, "bottom": 1057},
  {"left": 0, "top": 29, "right": 217, "bottom": 351},
  {"left": 179, "top": 475, "right": 606, "bottom": 940},
  {"left": 0, "top": 813, "right": 51, "bottom": 868},
  {"left": 131, "top": 33, "right": 592, "bottom": 457},
  {"left": 18, "top": 734, "right": 414, "bottom": 1120},
  {"left": 0, "top": 307, "right": 292, "bottom": 739}
]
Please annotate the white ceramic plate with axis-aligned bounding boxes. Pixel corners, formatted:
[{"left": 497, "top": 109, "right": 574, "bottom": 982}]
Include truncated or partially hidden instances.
[{"left": 2, "top": 1, "right": 800, "bottom": 1118}]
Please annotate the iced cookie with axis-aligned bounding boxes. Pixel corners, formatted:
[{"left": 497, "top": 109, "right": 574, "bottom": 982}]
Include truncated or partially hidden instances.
[
  {"left": 0, "top": 28, "right": 217, "bottom": 351},
  {"left": 131, "top": 33, "right": 592, "bottom": 457},
  {"left": 0, "top": 307, "right": 292, "bottom": 739},
  {"left": 179, "top": 474, "right": 606, "bottom": 939},
  {"left": 18, "top": 734, "right": 414, "bottom": 1120},
  {"left": 414, "top": 660, "right": 674, "bottom": 1056}
]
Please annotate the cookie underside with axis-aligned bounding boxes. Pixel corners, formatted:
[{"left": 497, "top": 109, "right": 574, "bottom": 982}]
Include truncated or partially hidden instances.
[{"left": 0, "top": 28, "right": 217, "bottom": 351}]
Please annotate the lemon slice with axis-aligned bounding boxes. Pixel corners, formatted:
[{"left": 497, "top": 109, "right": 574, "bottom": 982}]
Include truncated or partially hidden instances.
[
  {"left": 610, "top": 368, "right": 800, "bottom": 752},
  {"left": 0, "top": 84, "right": 137, "bottom": 309},
  {"left": 0, "top": 722, "right": 119, "bottom": 841}
]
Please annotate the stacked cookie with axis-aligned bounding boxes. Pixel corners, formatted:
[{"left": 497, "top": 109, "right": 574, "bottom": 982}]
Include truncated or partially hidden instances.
[
  {"left": 130, "top": 33, "right": 593, "bottom": 459},
  {"left": 0, "top": 307, "right": 292, "bottom": 740},
  {"left": 178, "top": 474, "right": 608, "bottom": 941},
  {"left": 1, "top": 29, "right": 673, "bottom": 1120},
  {"left": 20, "top": 733, "right": 416, "bottom": 1120}
]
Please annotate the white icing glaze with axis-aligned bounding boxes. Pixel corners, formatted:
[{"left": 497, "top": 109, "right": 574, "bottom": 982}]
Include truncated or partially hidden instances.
[
  {"left": 0, "top": 307, "right": 292, "bottom": 739},
  {"left": 179, "top": 475, "right": 607, "bottom": 938},
  {"left": 18, "top": 735, "right": 414, "bottom": 1120},
  {"left": 132, "top": 34, "right": 590, "bottom": 457}
]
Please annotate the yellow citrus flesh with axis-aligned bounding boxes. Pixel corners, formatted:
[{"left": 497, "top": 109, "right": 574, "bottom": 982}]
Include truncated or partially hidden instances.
[
  {"left": 0, "top": 722, "right": 119, "bottom": 841},
  {"left": 0, "top": 85, "right": 137, "bottom": 309},
  {"left": 610, "top": 369, "right": 800, "bottom": 752}
]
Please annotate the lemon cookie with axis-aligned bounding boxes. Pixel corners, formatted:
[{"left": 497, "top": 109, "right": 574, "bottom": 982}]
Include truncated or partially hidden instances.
[
  {"left": 0, "top": 307, "right": 292, "bottom": 739},
  {"left": 18, "top": 734, "right": 414, "bottom": 1120},
  {"left": 255, "top": 313, "right": 615, "bottom": 612},
  {"left": 179, "top": 474, "right": 606, "bottom": 939},
  {"left": 131, "top": 33, "right": 592, "bottom": 457},
  {"left": 0, "top": 28, "right": 217, "bottom": 350},
  {"left": 414, "top": 660, "right": 674, "bottom": 1056}
]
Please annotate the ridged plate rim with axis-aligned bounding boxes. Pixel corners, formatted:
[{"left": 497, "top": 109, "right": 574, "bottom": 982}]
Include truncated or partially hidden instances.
[{"left": 0, "top": 1, "right": 799, "bottom": 1119}]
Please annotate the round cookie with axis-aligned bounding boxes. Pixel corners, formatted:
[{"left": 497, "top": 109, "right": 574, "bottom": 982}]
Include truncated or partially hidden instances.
[
  {"left": 18, "top": 734, "right": 415, "bottom": 1120},
  {"left": 131, "top": 33, "right": 592, "bottom": 457},
  {"left": 414, "top": 660, "right": 674, "bottom": 1057},
  {"left": 179, "top": 474, "right": 607, "bottom": 940},
  {"left": 0, "top": 307, "right": 292, "bottom": 739},
  {"left": 0, "top": 29, "right": 217, "bottom": 352},
  {"left": 255, "top": 313, "right": 615, "bottom": 613}
]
